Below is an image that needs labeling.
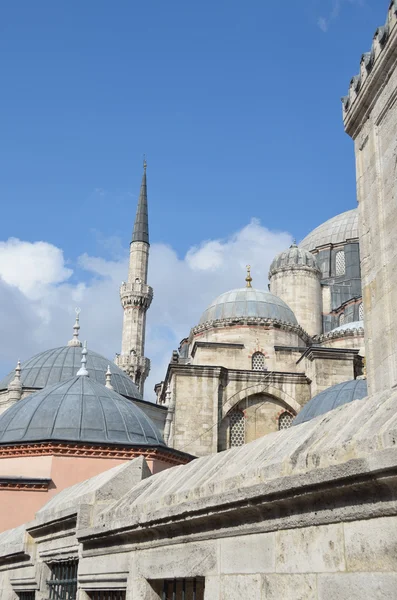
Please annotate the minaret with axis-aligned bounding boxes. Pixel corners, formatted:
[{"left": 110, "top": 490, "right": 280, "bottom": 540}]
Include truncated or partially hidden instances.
[{"left": 115, "top": 160, "right": 153, "bottom": 395}]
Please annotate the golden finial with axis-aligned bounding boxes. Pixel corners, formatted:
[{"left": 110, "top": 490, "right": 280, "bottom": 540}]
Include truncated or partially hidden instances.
[
  {"left": 246, "top": 265, "right": 253, "bottom": 288},
  {"left": 143, "top": 154, "right": 147, "bottom": 171}
]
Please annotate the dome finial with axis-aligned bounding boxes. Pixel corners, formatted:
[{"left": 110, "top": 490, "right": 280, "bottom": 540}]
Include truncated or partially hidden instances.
[
  {"left": 105, "top": 365, "right": 114, "bottom": 390},
  {"left": 76, "top": 341, "right": 89, "bottom": 377},
  {"left": 245, "top": 265, "right": 253, "bottom": 288},
  {"left": 290, "top": 238, "right": 297, "bottom": 248},
  {"left": 68, "top": 308, "right": 82, "bottom": 347}
]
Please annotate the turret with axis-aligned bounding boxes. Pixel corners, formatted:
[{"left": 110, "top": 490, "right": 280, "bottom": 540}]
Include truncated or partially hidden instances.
[
  {"left": 115, "top": 160, "right": 153, "bottom": 394},
  {"left": 269, "top": 243, "right": 322, "bottom": 337},
  {"left": 7, "top": 360, "right": 22, "bottom": 404}
]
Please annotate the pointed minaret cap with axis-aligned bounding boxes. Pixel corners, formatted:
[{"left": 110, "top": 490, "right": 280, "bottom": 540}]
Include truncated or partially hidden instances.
[
  {"left": 8, "top": 360, "right": 22, "bottom": 391},
  {"left": 76, "top": 341, "right": 89, "bottom": 377},
  {"left": 105, "top": 365, "right": 114, "bottom": 390},
  {"left": 245, "top": 265, "right": 253, "bottom": 288},
  {"left": 132, "top": 158, "right": 149, "bottom": 244},
  {"left": 68, "top": 308, "right": 83, "bottom": 347}
]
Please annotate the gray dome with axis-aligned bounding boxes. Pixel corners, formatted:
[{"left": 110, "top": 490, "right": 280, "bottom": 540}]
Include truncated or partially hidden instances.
[
  {"left": 199, "top": 287, "right": 298, "bottom": 325},
  {"left": 300, "top": 209, "right": 359, "bottom": 252},
  {"left": 0, "top": 346, "right": 142, "bottom": 400},
  {"left": 293, "top": 379, "right": 367, "bottom": 426},
  {"left": 330, "top": 321, "right": 364, "bottom": 334},
  {"left": 0, "top": 376, "right": 164, "bottom": 446},
  {"left": 269, "top": 244, "right": 320, "bottom": 277}
]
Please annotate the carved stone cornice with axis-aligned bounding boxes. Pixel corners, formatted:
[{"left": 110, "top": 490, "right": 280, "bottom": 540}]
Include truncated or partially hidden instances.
[{"left": 192, "top": 317, "right": 311, "bottom": 344}]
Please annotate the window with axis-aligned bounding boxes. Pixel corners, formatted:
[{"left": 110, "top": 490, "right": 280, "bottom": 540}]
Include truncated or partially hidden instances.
[
  {"left": 359, "top": 302, "right": 364, "bottom": 320},
  {"left": 278, "top": 412, "right": 293, "bottom": 430},
  {"left": 160, "top": 578, "right": 205, "bottom": 600},
  {"left": 89, "top": 593, "right": 126, "bottom": 600},
  {"left": 47, "top": 560, "right": 78, "bottom": 600},
  {"left": 18, "top": 594, "right": 35, "bottom": 600},
  {"left": 339, "top": 313, "right": 345, "bottom": 326},
  {"left": 252, "top": 352, "right": 265, "bottom": 371},
  {"left": 335, "top": 251, "right": 346, "bottom": 276},
  {"left": 229, "top": 410, "right": 245, "bottom": 447}
]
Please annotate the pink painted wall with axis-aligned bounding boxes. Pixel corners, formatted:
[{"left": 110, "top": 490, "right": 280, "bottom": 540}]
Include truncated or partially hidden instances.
[{"left": 0, "top": 454, "right": 177, "bottom": 532}]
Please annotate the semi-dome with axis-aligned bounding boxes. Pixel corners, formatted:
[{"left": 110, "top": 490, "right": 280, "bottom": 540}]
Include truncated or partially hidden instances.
[
  {"left": 0, "top": 375, "right": 164, "bottom": 446},
  {"left": 293, "top": 379, "right": 367, "bottom": 426},
  {"left": 199, "top": 287, "right": 298, "bottom": 325},
  {"left": 0, "top": 346, "right": 142, "bottom": 400},
  {"left": 300, "top": 209, "right": 359, "bottom": 252},
  {"left": 269, "top": 243, "right": 320, "bottom": 277}
]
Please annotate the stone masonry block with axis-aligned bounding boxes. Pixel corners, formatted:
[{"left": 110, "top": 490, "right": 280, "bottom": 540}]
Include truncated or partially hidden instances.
[
  {"left": 276, "top": 524, "right": 345, "bottom": 573},
  {"left": 220, "top": 532, "right": 275, "bottom": 574},
  {"left": 262, "top": 574, "right": 317, "bottom": 600},
  {"left": 318, "top": 573, "right": 397, "bottom": 599},
  {"left": 135, "top": 541, "right": 218, "bottom": 579},
  {"left": 344, "top": 516, "right": 397, "bottom": 572},
  {"left": 220, "top": 574, "right": 261, "bottom": 600}
]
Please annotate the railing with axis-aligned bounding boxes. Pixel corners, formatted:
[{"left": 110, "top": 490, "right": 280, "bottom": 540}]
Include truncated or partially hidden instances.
[
  {"left": 47, "top": 560, "right": 78, "bottom": 600},
  {"left": 161, "top": 578, "right": 205, "bottom": 600},
  {"left": 88, "top": 592, "right": 126, "bottom": 600}
]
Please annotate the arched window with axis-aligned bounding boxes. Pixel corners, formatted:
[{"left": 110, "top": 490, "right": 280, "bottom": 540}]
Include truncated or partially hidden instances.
[
  {"left": 278, "top": 411, "right": 293, "bottom": 430},
  {"left": 252, "top": 352, "right": 265, "bottom": 371},
  {"left": 229, "top": 410, "right": 245, "bottom": 447},
  {"left": 335, "top": 250, "right": 346, "bottom": 276},
  {"left": 339, "top": 313, "right": 345, "bottom": 326},
  {"left": 359, "top": 302, "right": 364, "bottom": 321}
]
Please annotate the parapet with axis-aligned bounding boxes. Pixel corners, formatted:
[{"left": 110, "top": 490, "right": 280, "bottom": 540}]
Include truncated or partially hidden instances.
[{"left": 342, "top": 0, "right": 397, "bottom": 137}]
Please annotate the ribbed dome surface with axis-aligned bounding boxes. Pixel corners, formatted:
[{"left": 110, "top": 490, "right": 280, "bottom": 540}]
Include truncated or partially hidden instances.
[
  {"left": 0, "top": 376, "right": 164, "bottom": 446},
  {"left": 269, "top": 244, "right": 320, "bottom": 276},
  {"left": 300, "top": 209, "right": 359, "bottom": 252},
  {"left": 293, "top": 379, "right": 367, "bottom": 425},
  {"left": 0, "top": 347, "right": 141, "bottom": 400},
  {"left": 199, "top": 288, "right": 298, "bottom": 325}
]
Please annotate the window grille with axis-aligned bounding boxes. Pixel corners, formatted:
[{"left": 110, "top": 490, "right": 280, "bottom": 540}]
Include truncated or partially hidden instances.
[
  {"left": 359, "top": 302, "right": 364, "bottom": 320},
  {"left": 229, "top": 410, "right": 245, "bottom": 447},
  {"left": 18, "top": 594, "right": 35, "bottom": 600},
  {"left": 47, "top": 560, "right": 78, "bottom": 600},
  {"left": 89, "top": 592, "right": 126, "bottom": 600},
  {"left": 335, "top": 251, "right": 346, "bottom": 276},
  {"left": 252, "top": 352, "right": 265, "bottom": 371},
  {"left": 278, "top": 412, "right": 293, "bottom": 430},
  {"left": 161, "top": 578, "right": 205, "bottom": 600},
  {"left": 339, "top": 313, "right": 345, "bottom": 326}
]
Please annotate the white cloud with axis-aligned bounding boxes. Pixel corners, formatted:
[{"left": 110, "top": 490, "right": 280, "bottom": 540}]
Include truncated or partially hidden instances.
[
  {"left": 0, "top": 222, "right": 292, "bottom": 400},
  {"left": 317, "top": 0, "right": 364, "bottom": 32}
]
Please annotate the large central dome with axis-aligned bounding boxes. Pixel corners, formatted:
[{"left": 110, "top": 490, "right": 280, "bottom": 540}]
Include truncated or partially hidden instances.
[
  {"left": 0, "top": 346, "right": 142, "bottom": 400},
  {"left": 199, "top": 288, "right": 298, "bottom": 325},
  {"left": 300, "top": 208, "right": 358, "bottom": 252}
]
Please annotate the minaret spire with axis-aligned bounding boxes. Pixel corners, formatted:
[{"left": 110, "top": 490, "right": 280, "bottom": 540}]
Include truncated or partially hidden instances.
[{"left": 115, "top": 160, "right": 153, "bottom": 395}]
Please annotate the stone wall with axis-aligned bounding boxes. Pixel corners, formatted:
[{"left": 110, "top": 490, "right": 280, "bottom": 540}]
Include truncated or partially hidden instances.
[{"left": 343, "top": 3, "right": 397, "bottom": 394}]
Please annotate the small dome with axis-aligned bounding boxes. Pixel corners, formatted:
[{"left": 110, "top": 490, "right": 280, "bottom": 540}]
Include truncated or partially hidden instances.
[
  {"left": 300, "top": 209, "right": 358, "bottom": 252},
  {"left": 0, "top": 376, "right": 164, "bottom": 446},
  {"left": 293, "top": 379, "right": 367, "bottom": 425},
  {"left": 199, "top": 287, "right": 298, "bottom": 325},
  {"left": 330, "top": 321, "right": 364, "bottom": 334},
  {"left": 0, "top": 346, "right": 141, "bottom": 400},
  {"left": 269, "top": 244, "right": 320, "bottom": 277}
]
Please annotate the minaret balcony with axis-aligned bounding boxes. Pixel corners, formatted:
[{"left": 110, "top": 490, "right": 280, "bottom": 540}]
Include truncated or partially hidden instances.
[{"left": 119, "top": 282, "right": 153, "bottom": 309}]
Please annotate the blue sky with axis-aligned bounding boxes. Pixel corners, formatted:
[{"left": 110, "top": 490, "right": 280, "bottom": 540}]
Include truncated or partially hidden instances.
[
  {"left": 0, "top": 0, "right": 388, "bottom": 395},
  {"left": 0, "top": 0, "right": 387, "bottom": 257}
]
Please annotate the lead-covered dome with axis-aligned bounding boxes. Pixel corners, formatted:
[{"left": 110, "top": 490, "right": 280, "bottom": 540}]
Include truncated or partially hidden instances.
[
  {"left": 199, "top": 288, "right": 298, "bottom": 325},
  {"left": 0, "top": 346, "right": 142, "bottom": 400},
  {"left": 269, "top": 243, "right": 320, "bottom": 277},
  {"left": 0, "top": 375, "right": 164, "bottom": 446},
  {"left": 300, "top": 209, "right": 359, "bottom": 252},
  {"left": 293, "top": 379, "right": 367, "bottom": 425}
]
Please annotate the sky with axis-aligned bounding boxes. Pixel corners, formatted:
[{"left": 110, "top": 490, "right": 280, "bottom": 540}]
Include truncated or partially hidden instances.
[{"left": 0, "top": 0, "right": 388, "bottom": 398}]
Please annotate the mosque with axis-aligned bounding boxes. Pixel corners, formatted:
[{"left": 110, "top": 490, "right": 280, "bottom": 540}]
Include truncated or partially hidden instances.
[{"left": 1, "top": 2, "right": 397, "bottom": 598}]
